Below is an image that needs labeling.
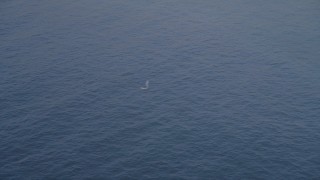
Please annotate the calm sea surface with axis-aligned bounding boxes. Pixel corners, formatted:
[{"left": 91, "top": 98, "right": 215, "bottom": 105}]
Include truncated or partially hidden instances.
[{"left": 1, "top": 0, "right": 320, "bottom": 179}]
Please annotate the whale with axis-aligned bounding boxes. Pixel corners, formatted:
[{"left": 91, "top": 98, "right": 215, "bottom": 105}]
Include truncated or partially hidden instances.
[{"left": 141, "top": 80, "right": 149, "bottom": 90}]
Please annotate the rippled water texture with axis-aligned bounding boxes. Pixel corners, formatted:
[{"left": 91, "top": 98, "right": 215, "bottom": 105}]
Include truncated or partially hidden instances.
[{"left": 1, "top": 0, "right": 320, "bottom": 179}]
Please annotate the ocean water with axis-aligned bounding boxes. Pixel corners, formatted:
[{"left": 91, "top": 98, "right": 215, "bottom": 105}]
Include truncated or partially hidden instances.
[{"left": 1, "top": 0, "right": 320, "bottom": 179}]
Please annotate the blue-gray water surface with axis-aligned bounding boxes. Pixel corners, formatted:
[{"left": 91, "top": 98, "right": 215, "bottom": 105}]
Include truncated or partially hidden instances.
[{"left": 1, "top": 0, "right": 320, "bottom": 179}]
